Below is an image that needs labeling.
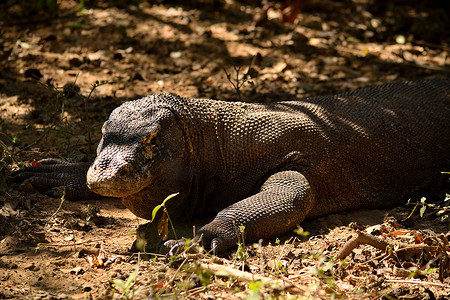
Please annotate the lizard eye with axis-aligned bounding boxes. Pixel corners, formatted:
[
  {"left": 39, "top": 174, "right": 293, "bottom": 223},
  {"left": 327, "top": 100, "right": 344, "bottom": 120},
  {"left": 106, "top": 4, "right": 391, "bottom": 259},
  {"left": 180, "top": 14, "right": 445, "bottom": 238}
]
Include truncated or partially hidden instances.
[{"left": 143, "top": 134, "right": 157, "bottom": 146}]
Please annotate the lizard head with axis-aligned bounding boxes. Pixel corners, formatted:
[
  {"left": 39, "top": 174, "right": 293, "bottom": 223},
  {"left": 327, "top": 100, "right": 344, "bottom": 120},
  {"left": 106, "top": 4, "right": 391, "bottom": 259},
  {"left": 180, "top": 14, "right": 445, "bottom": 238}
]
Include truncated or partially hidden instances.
[{"left": 86, "top": 94, "right": 189, "bottom": 207}]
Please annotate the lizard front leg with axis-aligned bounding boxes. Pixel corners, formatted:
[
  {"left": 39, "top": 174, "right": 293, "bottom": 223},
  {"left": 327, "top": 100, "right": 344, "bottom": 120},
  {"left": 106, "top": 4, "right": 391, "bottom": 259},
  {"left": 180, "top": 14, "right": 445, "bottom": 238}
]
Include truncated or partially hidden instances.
[
  {"left": 168, "top": 170, "right": 315, "bottom": 254},
  {"left": 9, "top": 159, "right": 100, "bottom": 200}
]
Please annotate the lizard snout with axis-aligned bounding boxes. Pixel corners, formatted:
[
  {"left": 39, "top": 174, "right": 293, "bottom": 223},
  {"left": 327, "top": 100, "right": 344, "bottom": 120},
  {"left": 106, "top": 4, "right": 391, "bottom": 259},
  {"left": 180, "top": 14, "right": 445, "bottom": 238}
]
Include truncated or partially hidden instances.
[{"left": 86, "top": 156, "right": 138, "bottom": 197}]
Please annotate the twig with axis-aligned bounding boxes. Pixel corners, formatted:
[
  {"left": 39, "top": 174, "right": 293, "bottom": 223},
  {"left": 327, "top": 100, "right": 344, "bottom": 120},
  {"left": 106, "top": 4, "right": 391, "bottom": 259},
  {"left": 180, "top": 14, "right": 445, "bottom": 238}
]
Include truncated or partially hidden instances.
[
  {"left": 200, "top": 262, "right": 277, "bottom": 283},
  {"left": 268, "top": 270, "right": 310, "bottom": 293},
  {"left": 336, "top": 230, "right": 390, "bottom": 259},
  {"left": 83, "top": 80, "right": 113, "bottom": 156},
  {"left": 198, "top": 262, "right": 305, "bottom": 293},
  {"left": 407, "top": 201, "right": 450, "bottom": 213},
  {"left": 156, "top": 255, "right": 190, "bottom": 297},
  {"left": 385, "top": 279, "right": 450, "bottom": 288},
  {"left": 365, "top": 252, "right": 389, "bottom": 264},
  {"left": 336, "top": 230, "right": 440, "bottom": 263},
  {"left": 37, "top": 232, "right": 126, "bottom": 248},
  {"left": 44, "top": 192, "right": 66, "bottom": 226},
  {"left": 393, "top": 266, "right": 424, "bottom": 278},
  {"left": 394, "top": 245, "right": 437, "bottom": 260},
  {"left": 271, "top": 237, "right": 296, "bottom": 274},
  {"left": 180, "top": 286, "right": 207, "bottom": 296}
]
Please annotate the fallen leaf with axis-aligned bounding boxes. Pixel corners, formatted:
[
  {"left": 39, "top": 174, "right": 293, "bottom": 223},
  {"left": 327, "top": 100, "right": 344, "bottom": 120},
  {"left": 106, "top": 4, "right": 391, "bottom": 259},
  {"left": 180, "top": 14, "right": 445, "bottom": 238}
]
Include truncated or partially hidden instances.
[
  {"left": 87, "top": 247, "right": 108, "bottom": 267},
  {"left": 157, "top": 211, "right": 169, "bottom": 240},
  {"left": 414, "top": 234, "right": 423, "bottom": 244}
]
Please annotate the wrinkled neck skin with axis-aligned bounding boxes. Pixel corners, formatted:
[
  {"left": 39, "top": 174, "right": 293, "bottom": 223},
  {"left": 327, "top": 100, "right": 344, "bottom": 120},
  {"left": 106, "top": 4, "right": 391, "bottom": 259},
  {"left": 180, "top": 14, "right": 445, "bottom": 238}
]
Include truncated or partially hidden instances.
[
  {"left": 137, "top": 96, "right": 248, "bottom": 219},
  {"left": 176, "top": 97, "right": 249, "bottom": 178},
  {"left": 171, "top": 97, "right": 270, "bottom": 215},
  {"left": 120, "top": 96, "right": 256, "bottom": 220},
  {"left": 120, "top": 156, "right": 195, "bottom": 221}
]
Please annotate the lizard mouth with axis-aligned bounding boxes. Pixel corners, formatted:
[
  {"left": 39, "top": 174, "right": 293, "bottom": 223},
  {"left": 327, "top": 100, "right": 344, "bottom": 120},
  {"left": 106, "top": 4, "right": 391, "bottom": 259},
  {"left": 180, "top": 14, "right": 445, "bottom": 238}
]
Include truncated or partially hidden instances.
[
  {"left": 86, "top": 161, "right": 151, "bottom": 197},
  {"left": 87, "top": 182, "right": 145, "bottom": 198}
]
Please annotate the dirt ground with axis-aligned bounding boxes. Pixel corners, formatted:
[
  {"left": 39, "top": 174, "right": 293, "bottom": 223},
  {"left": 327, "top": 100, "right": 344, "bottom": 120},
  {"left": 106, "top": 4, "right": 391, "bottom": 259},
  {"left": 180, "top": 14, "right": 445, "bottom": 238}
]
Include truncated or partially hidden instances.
[{"left": 1, "top": 0, "right": 449, "bottom": 299}]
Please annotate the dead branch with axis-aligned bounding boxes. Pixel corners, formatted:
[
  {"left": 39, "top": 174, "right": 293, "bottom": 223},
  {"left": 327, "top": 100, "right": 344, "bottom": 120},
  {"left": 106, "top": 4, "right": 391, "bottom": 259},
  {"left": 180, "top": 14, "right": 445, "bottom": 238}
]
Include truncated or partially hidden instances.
[
  {"left": 392, "top": 266, "right": 427, "bottom": 278},
  {"left": 36, "top": 232, "right": 128, "bottom": 248},
  {"left": 395, "top": 245, "right": 437, "bottom": 260},
  {"left": 385, "top": 279, "right": 450, "bottom": 288},
  {"left": 336, "top": 230, "right": 389, "bottom": 259},
  {"left": 336, "top": 230, "right": 437, "bottom": 261},
  {"left": 199, "top": 262, "right": 306, "bottom": 293}
]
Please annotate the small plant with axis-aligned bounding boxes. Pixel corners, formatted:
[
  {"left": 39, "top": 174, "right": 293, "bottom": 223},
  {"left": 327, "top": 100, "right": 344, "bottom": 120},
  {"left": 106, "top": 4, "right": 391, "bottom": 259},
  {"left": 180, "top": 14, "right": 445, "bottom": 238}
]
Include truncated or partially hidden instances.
[
  {"left": 108, "top": 256, "right": 142, "bottom": 299},
  {"left": 224, "top": 60, "right": 256, "bottom": 101},
  {"left": 197, "top": 269, "right": 212, "bottom": 286},
  {"left": 86, "top": 203, "right": 101, "bottom": 220},
  {"left": 151, "top": 192, "right": 180, "bottom": 241},
  {"left": 406, "top": 194, "right": 450, "bottom": 229},
  {"left": 246, "top": 280, "right": 263, "bottom": 300},
  {"left": 134, "top": 193, "right": 180, "bottom": 253},
  {"left": 34, "top": 78, "right": 110, "bottom": 160},
  {"left": 294, "top": 226, "right": 310, "bottom": 238},
  {"left": 234, "top": 224, "right": 249, "bottom": 270},
  {"left": 0, "top": 134, "right": 16, "bottom": 190},
  {"left": 309, "top": 256, "right": 340, "bottom": 297}
]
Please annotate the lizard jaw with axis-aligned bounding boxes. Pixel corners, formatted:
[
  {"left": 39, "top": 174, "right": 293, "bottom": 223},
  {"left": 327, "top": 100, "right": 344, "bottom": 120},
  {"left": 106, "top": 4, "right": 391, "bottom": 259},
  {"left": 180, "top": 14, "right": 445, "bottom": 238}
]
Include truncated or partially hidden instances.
[{"left": 86, "top": 181, "right": 143, "bottom": 198}]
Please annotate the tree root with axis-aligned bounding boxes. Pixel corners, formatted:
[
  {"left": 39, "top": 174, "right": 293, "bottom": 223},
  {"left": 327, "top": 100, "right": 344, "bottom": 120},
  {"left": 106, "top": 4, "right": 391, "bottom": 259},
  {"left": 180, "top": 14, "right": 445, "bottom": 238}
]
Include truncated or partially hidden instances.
[
  {"left": 336, "top": 230, "right": 437, "bottom": 260},
  {"left": 336, "top": 230, "right": 389, "bottom": 260}
]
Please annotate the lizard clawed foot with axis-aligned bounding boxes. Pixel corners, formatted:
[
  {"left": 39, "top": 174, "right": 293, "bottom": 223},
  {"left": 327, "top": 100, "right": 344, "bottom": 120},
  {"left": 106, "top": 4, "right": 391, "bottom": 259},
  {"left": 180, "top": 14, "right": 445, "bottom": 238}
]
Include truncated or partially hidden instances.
[
  {"left": 162, "top": 234, "right": 229, "bottom": 256},
  {"left": 162, "top": 239, "right": 188, "bottom": 256},
  {"left": 9, "top": 160, "right": 99, "bottom": 200}
]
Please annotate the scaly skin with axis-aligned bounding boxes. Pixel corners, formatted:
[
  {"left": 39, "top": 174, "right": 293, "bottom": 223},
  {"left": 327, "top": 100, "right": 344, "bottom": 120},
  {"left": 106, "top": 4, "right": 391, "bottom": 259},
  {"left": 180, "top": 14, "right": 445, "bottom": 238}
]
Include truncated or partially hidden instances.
[{"left": 10, "top": 78, "right": 450, "bottom": 254}]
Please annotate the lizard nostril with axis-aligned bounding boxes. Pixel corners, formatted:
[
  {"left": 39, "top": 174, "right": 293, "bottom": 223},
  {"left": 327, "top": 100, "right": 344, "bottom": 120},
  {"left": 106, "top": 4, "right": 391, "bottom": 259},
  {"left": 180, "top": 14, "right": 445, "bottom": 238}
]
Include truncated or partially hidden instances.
[{"left": 118, "top": 166, "right": 129, "bottom": 178}]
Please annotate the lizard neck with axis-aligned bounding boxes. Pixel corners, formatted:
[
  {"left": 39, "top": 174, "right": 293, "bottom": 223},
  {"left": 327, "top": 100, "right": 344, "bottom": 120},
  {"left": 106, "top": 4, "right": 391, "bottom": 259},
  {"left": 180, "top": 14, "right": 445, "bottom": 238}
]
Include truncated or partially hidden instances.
[{"left": 175, "top": 96, "right": 249, "bottom": 180}]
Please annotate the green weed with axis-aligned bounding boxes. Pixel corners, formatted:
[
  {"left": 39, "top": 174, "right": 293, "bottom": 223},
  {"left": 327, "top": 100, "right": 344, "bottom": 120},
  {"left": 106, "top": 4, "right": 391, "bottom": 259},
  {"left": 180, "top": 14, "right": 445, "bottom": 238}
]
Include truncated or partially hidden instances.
[
  {"left": 0, "top": 120, "right": 22, "bottom": 190},
  {"left": 151, "top": 192, "right": 180, "bottom": 242},
  {"left": 406, "top": 194, "right": 450, "bottom": 229},
  {"left": 32, "top": 78, "right": 109, "bottom": 160},
  {"left": 224, "top": 59, "right": 256, "bottom": 101},
  {"left": 108, "top": 256, "right": 142, "bottom": 299},
  {"left": 233, "top": 224, "right": 249, "bottom": 270}
]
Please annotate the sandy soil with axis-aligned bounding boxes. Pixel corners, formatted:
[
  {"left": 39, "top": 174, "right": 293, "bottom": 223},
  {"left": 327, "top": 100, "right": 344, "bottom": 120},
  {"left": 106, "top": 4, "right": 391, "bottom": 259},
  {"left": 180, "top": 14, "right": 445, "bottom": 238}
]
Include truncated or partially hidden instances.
[{"left": 1, "top": 0, "right": 449, "bottom": 299}]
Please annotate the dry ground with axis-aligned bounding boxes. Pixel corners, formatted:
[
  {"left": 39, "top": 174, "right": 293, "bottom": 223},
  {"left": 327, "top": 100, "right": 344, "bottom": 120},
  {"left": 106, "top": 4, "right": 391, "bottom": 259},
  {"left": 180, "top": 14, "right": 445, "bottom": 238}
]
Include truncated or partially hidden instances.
[{"left": 1, "top": 0, "right": 449, "bottom": 299}]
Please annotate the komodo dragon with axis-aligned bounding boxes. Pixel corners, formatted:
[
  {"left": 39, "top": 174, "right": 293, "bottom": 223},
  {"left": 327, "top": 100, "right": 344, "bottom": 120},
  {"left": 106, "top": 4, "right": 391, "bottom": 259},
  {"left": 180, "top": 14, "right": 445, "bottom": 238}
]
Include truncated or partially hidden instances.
[{"left": 10, "top": 78, "right": 450, "bottom": 254}]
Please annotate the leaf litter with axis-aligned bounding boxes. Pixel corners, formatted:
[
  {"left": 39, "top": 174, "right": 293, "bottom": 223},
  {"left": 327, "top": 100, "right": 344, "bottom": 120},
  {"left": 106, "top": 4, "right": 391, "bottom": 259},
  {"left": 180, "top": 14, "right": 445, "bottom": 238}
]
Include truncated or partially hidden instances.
[{"left": 1, "top": 0, "right": 449, "bottom": 298}]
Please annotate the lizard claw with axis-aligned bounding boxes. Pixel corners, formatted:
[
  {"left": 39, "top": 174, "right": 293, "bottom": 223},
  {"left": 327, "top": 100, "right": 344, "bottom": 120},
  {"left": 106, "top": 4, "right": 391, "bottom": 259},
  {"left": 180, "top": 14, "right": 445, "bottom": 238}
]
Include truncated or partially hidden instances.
[
  {"left": 162, "top": 237, "right": 217, "bottom": 256},
  {"left": 162, "top": 239, "right": 187, "bottom": 256},
  {"left": 211, "top": 238, "right": 221, "bottom": 256},
  {"left": 17, "top": 178, "right": 35, "bottom": 192},
  {"left": 9, "top": 161, "right": 99, "bottom": 200},
  {"left": 163, "top": 235, "right": 228, "bottom": 256},
  {"left": 45, "top": 186, "right": 67, "bottom": 198},
  {"left": 17, "top": 177, "right": 64, "bottom": 198}
]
